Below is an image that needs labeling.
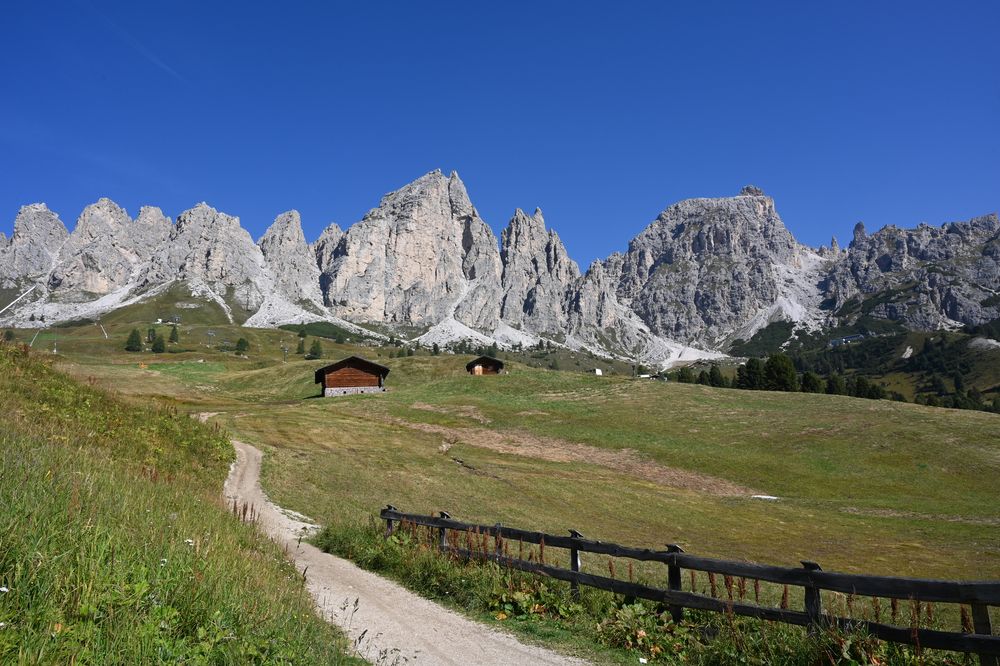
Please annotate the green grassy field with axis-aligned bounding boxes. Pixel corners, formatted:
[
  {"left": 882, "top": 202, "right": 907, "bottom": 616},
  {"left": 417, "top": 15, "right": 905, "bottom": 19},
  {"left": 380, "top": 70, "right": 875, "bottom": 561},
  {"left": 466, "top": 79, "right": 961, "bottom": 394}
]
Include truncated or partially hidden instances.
[
  {"left": 0, "top": 341, "right": 360, "bottom": 663},
  {"left": 6, "top": 299, "right": 1000, "bottom": 662},
  {"left": 15, "top": 309, "right": 998, "bottom": 582}
]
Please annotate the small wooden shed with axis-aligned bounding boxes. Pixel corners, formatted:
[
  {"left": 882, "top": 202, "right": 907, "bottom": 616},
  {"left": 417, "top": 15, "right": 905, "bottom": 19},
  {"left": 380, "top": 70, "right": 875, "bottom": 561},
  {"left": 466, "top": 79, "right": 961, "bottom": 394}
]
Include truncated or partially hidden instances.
[
  {"left": 466, "top": 355, "right": 504, "bottom": 376},
  {"left": 314, "top": 356, "right": 390, "bottom": 397}
]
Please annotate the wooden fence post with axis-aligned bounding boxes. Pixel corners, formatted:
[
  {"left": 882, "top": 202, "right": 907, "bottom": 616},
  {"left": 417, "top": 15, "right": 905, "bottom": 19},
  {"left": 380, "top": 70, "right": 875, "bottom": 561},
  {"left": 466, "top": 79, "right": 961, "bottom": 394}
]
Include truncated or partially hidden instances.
[
  {"left": 569, "top": 530, "right": 583, "bottom": 600},
  {"left": 667, "top": 544, "right": 684, "bottom": 623},
  {"left": 495, "top": 523, "right": 503, "bottom": 562},
  {"left": 438, "top": 511, "right": 450, "bottom": 552},
  {"left": 802, "top": 561, "right": 823, "bottom": 634},
  {"left": 972, "top": 603, "right": 998, "bottom": 666},
  {"left": 384, "top": 504, "right": 398, "bottom": 538}
]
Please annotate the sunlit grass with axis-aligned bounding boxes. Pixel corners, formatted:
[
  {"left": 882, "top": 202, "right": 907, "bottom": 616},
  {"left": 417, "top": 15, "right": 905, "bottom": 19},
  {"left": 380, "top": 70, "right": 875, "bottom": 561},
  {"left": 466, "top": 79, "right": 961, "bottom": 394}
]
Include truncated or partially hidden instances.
[{"left": 0, "top": 342, "right": 360, "bottom": 663}]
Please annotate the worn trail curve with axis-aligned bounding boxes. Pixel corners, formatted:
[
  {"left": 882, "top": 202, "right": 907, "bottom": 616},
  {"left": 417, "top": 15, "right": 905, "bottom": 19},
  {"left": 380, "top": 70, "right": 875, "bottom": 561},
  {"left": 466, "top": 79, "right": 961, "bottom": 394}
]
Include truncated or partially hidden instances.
[{"left": 223, "top": 439, "right": 588, "bottom": 665}]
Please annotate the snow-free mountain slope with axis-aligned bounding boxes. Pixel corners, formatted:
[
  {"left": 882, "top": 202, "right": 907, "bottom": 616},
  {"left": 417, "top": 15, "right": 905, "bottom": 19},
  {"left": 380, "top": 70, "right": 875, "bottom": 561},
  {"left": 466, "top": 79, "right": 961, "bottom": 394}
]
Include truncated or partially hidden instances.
[{"left": 1, "top": 172, "right": 997, "bottom": 368}]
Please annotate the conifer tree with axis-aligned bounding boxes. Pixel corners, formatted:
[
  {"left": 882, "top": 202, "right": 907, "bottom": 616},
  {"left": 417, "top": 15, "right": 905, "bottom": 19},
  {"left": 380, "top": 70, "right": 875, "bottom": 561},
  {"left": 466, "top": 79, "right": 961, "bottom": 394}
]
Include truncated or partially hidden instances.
[
  {"left": 151, "top": 334, "right": 166, "bottom": 353},
  {"left": 125, "top": 329, "right": 143, "bottom": 352},
  {"left": 169, "top": 325, "right": 179, "bottom": 343},
  {"left": 764, "top": 353, "right": 798, "bottom": 392}
]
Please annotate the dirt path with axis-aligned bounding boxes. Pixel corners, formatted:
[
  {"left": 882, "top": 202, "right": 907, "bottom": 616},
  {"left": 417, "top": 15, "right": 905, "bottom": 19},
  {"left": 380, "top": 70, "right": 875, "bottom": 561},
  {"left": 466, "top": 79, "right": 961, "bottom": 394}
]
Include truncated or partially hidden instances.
[{"left": 223, "top": 440, "right": 588, "bottom": 666}]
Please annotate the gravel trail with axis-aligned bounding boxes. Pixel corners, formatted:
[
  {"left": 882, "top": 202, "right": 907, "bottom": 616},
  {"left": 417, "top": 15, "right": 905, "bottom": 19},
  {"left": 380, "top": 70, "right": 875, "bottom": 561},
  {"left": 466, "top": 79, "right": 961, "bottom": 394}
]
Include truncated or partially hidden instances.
[{"left": 223, "top": 439, "right": 588, "bottom": 665}]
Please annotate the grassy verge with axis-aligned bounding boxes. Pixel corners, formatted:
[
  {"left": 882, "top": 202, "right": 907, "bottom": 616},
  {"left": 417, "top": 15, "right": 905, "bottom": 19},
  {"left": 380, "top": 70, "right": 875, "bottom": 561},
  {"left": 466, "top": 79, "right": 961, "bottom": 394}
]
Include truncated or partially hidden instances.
[
  {"left": 0, "top": 342, "right": 361, "bottom": 664},
  {"left": 316, "top": 520, "right": 969, "bottom": 665}
]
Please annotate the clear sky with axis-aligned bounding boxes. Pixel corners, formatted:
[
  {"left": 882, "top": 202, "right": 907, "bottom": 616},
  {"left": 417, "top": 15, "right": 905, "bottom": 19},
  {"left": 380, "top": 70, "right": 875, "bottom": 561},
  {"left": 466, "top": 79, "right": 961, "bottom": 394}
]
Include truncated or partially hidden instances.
[{"left": 2, "top": 2, "right": 997, "bottom": 265}]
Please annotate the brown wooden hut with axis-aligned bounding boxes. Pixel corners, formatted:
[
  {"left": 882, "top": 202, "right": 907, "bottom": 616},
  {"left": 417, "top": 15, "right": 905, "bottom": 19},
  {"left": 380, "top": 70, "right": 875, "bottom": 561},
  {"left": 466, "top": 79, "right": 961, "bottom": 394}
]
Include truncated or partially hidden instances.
[
  {"left": 314, "top": 356, "right": 390, "bottom": 396},
  {"left": 465, "top": 355, "right": 504, "bottom": 376}
]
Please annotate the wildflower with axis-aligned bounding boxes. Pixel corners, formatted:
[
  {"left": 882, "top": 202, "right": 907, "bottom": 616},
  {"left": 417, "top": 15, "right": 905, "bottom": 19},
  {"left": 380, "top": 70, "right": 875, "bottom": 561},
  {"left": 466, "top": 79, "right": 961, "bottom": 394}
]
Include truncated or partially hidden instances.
[
  {"left": 0, "top": 586, "right": 8, "bottom": 593},
  {"left": 0, "top": 622, "right": 6, "bottom": 628},
  {"left": 184, "top": 539, "right": 194, "bottom": 546},
  {"left": 159, "top": 558, "right": 167, "bottom": 567}
]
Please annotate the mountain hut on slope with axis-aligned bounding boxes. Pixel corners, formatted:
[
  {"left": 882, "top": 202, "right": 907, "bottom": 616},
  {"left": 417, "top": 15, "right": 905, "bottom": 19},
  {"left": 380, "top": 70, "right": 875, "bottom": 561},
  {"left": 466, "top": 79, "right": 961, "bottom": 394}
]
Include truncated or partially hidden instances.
[
  {"left": 314, "top": 356, "right": 390, "bottom": 396},
  {"left": 465, "top": 355, "right": 504, "bottom": 376}
]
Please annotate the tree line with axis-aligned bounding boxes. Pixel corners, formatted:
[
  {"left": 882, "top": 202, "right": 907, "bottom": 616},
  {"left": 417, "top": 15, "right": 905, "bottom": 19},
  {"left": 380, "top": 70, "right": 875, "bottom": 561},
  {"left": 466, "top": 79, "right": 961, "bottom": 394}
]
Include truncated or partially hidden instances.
[{"left": 669, "top": 353, "right": 889, "bottom": 400}]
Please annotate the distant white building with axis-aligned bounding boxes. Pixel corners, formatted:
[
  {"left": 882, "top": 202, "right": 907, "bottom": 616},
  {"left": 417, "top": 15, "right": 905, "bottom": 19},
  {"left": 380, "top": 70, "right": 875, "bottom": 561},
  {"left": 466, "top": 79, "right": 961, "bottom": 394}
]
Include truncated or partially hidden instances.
[{"left": 590, "top": 368, "right": 603, "bottom": 376}]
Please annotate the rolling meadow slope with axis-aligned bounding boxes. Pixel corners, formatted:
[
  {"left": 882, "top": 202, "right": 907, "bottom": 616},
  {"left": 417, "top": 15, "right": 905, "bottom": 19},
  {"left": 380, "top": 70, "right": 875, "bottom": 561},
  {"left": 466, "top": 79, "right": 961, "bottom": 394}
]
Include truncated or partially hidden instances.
[
  {"left": 32, "top": 319, "right": 999, "bottom": 581},
  {"left": 0, "top": 341, "right": 359, "bottom": 664}
]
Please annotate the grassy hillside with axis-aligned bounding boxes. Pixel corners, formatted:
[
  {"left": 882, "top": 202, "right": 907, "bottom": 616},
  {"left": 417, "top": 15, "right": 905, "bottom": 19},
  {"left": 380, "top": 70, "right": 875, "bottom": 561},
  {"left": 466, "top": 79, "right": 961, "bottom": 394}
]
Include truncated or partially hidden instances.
[
  {"left": 23, "top": 320, "right": 999, "bottom": 581},
  {"left": 0, "top": 342, "right": 359, "bottom": 663},
  {"left": 6, "top": 315, "right": 1000, "bottom": 661}
]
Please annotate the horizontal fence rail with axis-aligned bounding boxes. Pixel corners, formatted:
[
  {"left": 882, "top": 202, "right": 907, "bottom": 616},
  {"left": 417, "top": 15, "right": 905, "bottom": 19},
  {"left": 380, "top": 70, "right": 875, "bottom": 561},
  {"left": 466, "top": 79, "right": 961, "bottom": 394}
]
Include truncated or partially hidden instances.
[{"left": 380, "top": 506, "right": 1000, "bottom": 663}]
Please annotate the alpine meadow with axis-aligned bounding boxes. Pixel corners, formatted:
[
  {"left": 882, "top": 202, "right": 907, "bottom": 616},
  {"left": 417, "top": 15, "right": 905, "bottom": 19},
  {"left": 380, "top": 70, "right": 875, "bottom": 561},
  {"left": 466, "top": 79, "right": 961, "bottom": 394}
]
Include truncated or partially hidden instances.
[{"left": 2, "top": 2, "right": 1000, "bottom": 664}]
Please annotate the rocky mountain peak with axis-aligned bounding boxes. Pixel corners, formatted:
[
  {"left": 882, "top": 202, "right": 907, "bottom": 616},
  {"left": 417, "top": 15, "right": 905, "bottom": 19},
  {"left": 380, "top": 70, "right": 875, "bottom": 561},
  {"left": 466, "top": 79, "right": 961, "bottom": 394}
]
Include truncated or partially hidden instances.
[
  {"left": 72, "top": 198, "right": 131, "bottom": 241},
  {"left": 499, "top": 207, "right": 580, "bottom": 333},
  {"left": 142, "top": 202, "right": 271, "bottom": 314},
  {"left": 0, "top": 203, "right": 69, "bottom": 288},
  {"left": 135, "top": 206, "right": 172, "bottom": 230},
  {"left": 616, "top": 191, "right": 818, "bottom": 346},
  {"left": 258, "top": 210, "right": 323, "bottom": 306},
  {"left": 312, "top": 222, "right": 344, "bottom": 274},
  {"left": 853, "top": 221, "right": 868, "bottom": 243},
  {"left": 12, "top": 203, "right": 68, "bottom": 243},
  {"left": 739, "top": 185, "right": 766, "bottom": 197},
  {"left": 322, "top": 170, "right": 502, "bottom": 329}
]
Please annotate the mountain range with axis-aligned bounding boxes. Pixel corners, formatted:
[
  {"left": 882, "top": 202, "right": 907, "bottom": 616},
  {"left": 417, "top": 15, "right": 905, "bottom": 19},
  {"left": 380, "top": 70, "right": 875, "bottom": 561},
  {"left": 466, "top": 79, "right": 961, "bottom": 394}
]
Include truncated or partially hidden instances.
[{"left": 1, "top": 170, "right": 998, "bottom": 367}]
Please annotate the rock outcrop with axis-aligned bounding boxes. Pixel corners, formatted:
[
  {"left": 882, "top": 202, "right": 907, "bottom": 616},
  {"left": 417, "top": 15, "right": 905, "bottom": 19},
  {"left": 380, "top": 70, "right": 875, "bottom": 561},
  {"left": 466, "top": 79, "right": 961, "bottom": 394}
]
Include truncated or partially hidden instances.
[
  {"left": 613, "top": 187, "right": 828, "bottom": 347},
  {"left": 258, "top": 211, "right": 323, "bottom": 306},
  {"left": 321, "top": 170, "right": 502, "bottom": 330},
  {"left": 1, "top": 173, "right": 997, "bottom": 364},
  {"left": 312, "top": 222, "right": 344, "bottom": 274},
  {"left": 47, "top": 198, "right": 171, "bottom": 299},
  {"left": 0, "top": 204, "right": 68, "bottom": 288},
  {"left": 499, "top": 208, "right": 579, "bottom": 335},
  {"left": 823, "top": 213, "right": 1000, "bottom": 329},
  {"left": 140, "top": 203, "right": 272, "bottom": 314}
]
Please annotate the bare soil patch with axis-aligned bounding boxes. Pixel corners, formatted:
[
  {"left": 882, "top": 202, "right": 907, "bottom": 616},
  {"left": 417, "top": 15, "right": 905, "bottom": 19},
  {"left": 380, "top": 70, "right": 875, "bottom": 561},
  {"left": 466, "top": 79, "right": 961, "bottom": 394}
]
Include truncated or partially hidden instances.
[
  {"left": 390, "top": 419, "right": 755, "bottom": 497},
  {"left": 410, "top": 401, "right": 491, "bottom": 424}
]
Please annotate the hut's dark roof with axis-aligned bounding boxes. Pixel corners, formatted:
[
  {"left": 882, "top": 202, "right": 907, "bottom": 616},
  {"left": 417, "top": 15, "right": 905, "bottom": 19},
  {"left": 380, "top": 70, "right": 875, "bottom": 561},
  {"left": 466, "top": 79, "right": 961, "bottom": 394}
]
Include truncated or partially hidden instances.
[
  {"left": 314, "top": 356, "right": 391, "bottom": 384},
  {"left": 465, "top": 355, "right": 504, "bottom": 371}
]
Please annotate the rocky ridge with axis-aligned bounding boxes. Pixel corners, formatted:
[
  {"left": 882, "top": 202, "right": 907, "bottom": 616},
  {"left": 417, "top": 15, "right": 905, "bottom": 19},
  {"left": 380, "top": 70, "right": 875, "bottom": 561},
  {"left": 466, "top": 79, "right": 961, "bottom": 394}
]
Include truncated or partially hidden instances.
[{"left": 1, "top": 172, "right": 997, "bottom": 366}]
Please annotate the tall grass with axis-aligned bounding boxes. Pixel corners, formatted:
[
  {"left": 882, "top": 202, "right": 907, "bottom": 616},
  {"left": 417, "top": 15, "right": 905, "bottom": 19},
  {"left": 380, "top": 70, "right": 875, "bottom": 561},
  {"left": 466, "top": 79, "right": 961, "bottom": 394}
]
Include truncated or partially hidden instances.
[
  {"left": 0, "top": 343, "right": 359, "bottom": 663},
  {"left": 315, "top": 519, "right": 968, "bottom": 665}
]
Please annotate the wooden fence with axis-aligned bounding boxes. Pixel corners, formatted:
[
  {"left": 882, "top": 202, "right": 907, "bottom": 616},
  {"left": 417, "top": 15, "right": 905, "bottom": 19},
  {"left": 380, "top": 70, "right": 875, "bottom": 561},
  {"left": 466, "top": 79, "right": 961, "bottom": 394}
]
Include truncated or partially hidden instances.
[{"left": 380, "top": 506, "right": 1000, "bottom": 663}]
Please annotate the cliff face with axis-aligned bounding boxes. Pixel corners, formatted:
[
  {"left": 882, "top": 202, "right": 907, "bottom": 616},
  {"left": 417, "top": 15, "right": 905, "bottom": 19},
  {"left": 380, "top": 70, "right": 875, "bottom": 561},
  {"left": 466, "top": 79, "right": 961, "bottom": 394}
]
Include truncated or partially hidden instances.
[
  {"left": 0, "top": 203, "right": 68, "bottom": 288},
  {"left": 499, "top": 208, "right": 579, "bottom": 335},
  {"left": 612, "top": 186, "right": 829, "bottom": 347},
  {"left": 1, "top": 173, "right": 996, "bottom": 365},
  {"left": 140, "top": 202, "right": 272, "bottom": 311},
  {"left": 258, "top": 210, "right": 324, "bottom": 307},
  {"left": 47, "top": 199, "right": 171, "bottom": 299},
  {"left": 823, "top": 214, "right": 1000, "bottom": 329},
  {"left": 320, "top": 170, "right": 502, "bottom": 330}
]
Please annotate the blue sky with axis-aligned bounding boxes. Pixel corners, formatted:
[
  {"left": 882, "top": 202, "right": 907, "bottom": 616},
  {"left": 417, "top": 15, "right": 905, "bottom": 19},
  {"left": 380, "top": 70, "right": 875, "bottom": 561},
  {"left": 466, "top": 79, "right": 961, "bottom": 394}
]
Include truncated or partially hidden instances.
[{"left": 2, "top": 2, "right": 997, "bottom": 265}]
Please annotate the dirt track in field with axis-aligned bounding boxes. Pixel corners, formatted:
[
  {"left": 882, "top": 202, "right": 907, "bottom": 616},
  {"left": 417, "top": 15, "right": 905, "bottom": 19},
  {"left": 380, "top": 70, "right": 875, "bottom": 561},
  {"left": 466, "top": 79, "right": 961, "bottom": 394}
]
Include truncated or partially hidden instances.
[{"left": 223, "top": 439, "right": 588, "bottom": 665}]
